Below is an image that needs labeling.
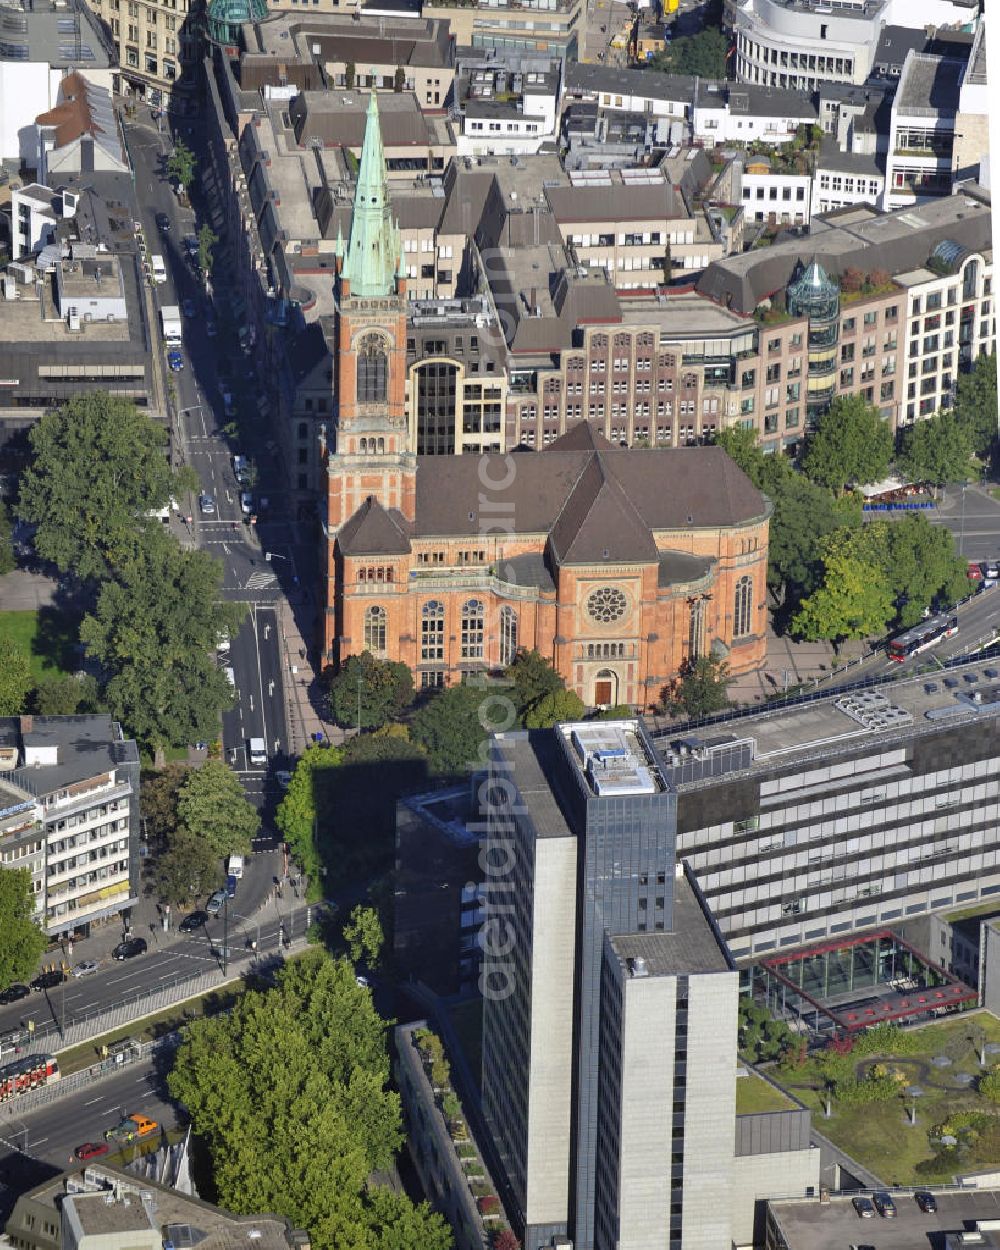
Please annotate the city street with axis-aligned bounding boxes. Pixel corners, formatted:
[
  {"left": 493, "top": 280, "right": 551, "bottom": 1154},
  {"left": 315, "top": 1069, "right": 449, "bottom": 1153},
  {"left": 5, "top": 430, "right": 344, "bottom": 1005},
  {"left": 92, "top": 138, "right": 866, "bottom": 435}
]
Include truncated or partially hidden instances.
[
  {"left": 0, "top": 882, "right": 309, "bottom": 1042},
  {"left": 930, "top": 481, "right": 1000, "bottom": 562},
  {"left": 122, "top": 108, "right": 307, "bottom": 815}
]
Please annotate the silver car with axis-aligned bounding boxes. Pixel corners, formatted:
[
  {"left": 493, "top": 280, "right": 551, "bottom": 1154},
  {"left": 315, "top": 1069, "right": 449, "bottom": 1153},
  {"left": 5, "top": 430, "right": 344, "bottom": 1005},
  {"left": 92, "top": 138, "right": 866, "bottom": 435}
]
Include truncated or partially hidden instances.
[
  {"left": 206, "top": 889, "right": 227, "bottom": 917},
  {"left": 199, "top": 493, "right": 216, "bottom": 515},
  {"left": 72, "top": 960, "right": 99, "bottom": 978}
]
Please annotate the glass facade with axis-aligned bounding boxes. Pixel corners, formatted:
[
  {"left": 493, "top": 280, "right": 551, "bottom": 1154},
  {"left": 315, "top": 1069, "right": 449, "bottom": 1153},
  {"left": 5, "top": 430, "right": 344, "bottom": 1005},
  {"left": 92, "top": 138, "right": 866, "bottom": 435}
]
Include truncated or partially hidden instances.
[{"left": 786, "top": 260, "right": 841, "bottom": 428}]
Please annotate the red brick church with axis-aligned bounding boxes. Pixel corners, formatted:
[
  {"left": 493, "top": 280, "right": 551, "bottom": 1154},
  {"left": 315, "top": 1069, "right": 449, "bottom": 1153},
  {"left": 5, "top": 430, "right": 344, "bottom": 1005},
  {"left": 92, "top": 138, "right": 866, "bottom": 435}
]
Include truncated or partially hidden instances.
[{"left": 322, "top": 92, "right": 770, "bottom": 711}]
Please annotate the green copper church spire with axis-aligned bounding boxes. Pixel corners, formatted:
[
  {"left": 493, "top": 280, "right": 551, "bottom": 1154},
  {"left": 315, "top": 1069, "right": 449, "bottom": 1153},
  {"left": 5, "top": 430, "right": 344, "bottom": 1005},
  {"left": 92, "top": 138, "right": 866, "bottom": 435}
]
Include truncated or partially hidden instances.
[{"left": 341, "top": 84, "right": 401, "bottom": 299}]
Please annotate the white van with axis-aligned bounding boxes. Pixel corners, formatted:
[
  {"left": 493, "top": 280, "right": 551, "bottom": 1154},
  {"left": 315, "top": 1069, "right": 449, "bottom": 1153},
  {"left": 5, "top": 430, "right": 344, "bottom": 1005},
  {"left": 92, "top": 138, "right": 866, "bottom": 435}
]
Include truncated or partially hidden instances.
[
  {"left": 224, "top": 666, "right": 236, "bottom": 688},
  {"left": 227, "top": 854, "right": 244, "bottom": 879},
  {"left": 151, "top": 255, "right": 167, "bottom": 284}
]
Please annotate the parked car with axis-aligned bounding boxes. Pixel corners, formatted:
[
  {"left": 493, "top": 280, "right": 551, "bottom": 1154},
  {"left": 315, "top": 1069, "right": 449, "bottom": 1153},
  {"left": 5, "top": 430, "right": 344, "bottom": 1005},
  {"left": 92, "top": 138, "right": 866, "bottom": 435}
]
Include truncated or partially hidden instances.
[
  {"left": 206, "top": 317, "right": 218, "bottom": 337},
  {"left": 155, "top": 212, "right": 171, "bottom": 235},
  {"left": 355, "top": 975, "right": 370, "bottom": 989},
  {"left": 275, "top": 770, "right": 292, "bottom": 789},
  {"left": 75, "top": 1141, "right": 110, "bottom": 1161},
  {"left": 30, "top": 969, "right": 65, "bottom": 991},
  {"left": 915, "top": 1191, "right": 938, "bottom": 1213},
  {"left": 240, "top": 491, "right": 253, "bottom": 517},
  {"left": 206, "top": 889, "right": 226, "bottom": 916},
  {"left": 182, "top": 298, "right": 197, "bottom": 318},
  {"left": 167, "top": 350, "right": 184, "bottom": 372},
  {"left": 872, "top": 1191, "right": 896, "bottom": 1218},
  {"left": 71, "top": 960, "right": 100, "bottom": 978},
  {"left": 968, "top": 561, "right": 984, "bottom": 581},
  {"left": 226, "top": 874, "right": 238, "bottom": 899},
  {"left": 179, "top": 910, "right": 208, "bottom": 933},
  {"left": 0, "top": 983, "right": 29, "bottom": 1004},
  {"left": 985, "top": 561, "right": 1000, "bottom": 581},
  {"left": 199, "top": 493, "right": 216, "bottom": 515},
  {"left": 852, "top": 1196, "right": 875, "bottom": 1219},
  {"left": 112, "top": 938, "right": 147, "bottom": 961}
]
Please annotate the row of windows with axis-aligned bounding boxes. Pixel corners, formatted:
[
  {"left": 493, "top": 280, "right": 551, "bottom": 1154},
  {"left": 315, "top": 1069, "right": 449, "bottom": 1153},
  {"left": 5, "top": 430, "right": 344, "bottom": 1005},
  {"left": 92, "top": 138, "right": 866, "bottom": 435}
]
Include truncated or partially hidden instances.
[{"left": 364, "top": 601, "right": 520, "bottom": 665}]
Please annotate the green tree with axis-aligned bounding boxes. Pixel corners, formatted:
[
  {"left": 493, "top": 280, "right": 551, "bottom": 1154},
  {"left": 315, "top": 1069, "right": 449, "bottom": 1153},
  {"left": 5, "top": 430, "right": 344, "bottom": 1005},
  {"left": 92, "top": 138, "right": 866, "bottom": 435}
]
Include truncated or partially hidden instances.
[
  {"left": 155, "top": 825, "right": 225, "bottom": 905},
  {"left": 768, "top": 472, "right": 862, "bottom": 603},
  {"left": 325, "top": 652, "right": 414, "bottom": 730},
  {"left": 166, "top": 138, "right": 196, "bottom": 188},
  {"left": 503, "top": 649, "right": 564, "bottom": 719},
  {"left": 175, "top": 760, "right": 259, "bottom": 859},
  {"left": 654, "top": 26, "right": 727, "bottom": 77},
  {"left": 898, "top": 412, "right": 973, "bottom": 489},
  {"left": 713, "top": 425, "right": 763, "bottom": 483},
  {"left": 393, "top": 65, "right": 405, "bottom": 92},
  {"left": 141, "top": 763, "right": 188, "bottom": 845},
  {"left": 0, "top": 868, "right": 46, "bottom": 989},
  {"left": 343, "top": 904, "right": 384, "bottom": 969},
  {"left": 791, "top": 549, "right": 894, "bottom": 641},
  {"left": 666, "top": 653, "right": 731, "bottom": 719},
  {"left": 954, "top": 351, "right": 998, "bottom": 460},
  {"left": 275, "top": 744, "right": 346, "bottom": 884},
  {"left": 167, "top": 950, "right": 450, "bottom": 1250},
  {"left": 411, "top": 682, "right": 501, "bottom": 775},
  {"left": 32, "top": 672, "right": 99, "bottom": 716},
  {"left": 0, "top": 501, "right": 14, "bottom": 575},
  {"left": 79, "top": 528, "right": 245, "bottom": 748},
  {"left": 801, "top": 395, "right": 894, "bottom": 494},
  {"left": 0, "top": 638, "right": 32, "bottom": 715},
  {"left": 825, "top": 514, "right": 969, "bottom": 629},
  {"left": 197, "top": 223, "right": 218, "bottom": 277},
  {"left": 523, "top": 687, "right": 586, "bottom": 728},
  {"left": 16, "top": 393, "right": 193, "bottom": 581}
]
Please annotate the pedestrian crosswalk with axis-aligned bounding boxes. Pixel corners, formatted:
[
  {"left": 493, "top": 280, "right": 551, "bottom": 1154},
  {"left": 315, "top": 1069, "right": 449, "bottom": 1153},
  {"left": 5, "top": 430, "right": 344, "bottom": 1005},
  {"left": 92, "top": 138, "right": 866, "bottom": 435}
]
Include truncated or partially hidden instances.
[{"left": 245, "top": 571, "right": 277, "bottom": 590}]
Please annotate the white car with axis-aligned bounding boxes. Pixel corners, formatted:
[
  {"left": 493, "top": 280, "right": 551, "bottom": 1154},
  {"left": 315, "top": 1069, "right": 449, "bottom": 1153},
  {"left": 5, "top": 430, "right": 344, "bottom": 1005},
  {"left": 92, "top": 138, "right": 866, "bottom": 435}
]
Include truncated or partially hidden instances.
[
  {"left": 355, "top": 975, "right": 370, "bottom": 989},
  {"left": 72, "top": 960, "right": 99, "bottom": 978}
]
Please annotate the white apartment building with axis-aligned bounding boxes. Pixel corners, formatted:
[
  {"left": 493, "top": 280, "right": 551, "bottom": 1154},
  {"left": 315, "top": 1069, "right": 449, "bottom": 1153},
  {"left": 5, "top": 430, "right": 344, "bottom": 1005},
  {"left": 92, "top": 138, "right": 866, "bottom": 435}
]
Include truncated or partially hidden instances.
[
  {"left": 740, "top": 169, "right": 812, "bottom": 226},
  {"left": 458, "top": 68, "right": 560, "bottom": 157},
  {"left": 692, "top": 82, "right": 818, "bottom": 147},
  {"left": 9, "top": 184, "right": 77, "bottom": 258},
  {"left": 811, "top": 151, "right": 884, "bottom": 213},
  {"left": 733, "top": 0, "right": 979, "bottom": 92},
  {"left": 895, "top": 239, "right": 994, "bottom": 423},
  {"left": 0, "top": 715, "right": 140, "bottom": 938}
]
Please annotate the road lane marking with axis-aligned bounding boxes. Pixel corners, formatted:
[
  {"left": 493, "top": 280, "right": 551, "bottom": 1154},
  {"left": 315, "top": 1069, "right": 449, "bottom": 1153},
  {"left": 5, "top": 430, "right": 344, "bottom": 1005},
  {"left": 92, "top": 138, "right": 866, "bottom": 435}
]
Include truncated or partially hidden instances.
[{"left": 84, "top": 1097, "right": 103, "bottom": 1106}]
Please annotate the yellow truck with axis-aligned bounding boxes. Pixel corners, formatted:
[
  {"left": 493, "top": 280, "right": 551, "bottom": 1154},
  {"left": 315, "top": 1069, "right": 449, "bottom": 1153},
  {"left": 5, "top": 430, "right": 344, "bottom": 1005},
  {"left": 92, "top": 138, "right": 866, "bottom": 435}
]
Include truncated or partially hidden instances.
[{"left": 105, "top": 1113, "right": 158, "bottom": 1144}]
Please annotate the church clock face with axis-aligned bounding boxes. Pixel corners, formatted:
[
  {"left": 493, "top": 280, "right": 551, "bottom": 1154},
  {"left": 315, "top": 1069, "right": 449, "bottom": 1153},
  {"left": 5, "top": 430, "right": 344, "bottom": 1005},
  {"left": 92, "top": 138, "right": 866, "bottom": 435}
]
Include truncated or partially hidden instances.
[{"left": 587, "top": 586, "right": 628, "bottom": 623}]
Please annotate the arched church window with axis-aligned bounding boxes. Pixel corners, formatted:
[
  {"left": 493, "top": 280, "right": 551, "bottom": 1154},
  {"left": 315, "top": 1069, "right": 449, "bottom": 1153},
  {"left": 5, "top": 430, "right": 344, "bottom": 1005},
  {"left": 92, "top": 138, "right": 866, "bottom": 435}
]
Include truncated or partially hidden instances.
[{"left": 357, "top": 334, "right": 388, "bottom": 404}]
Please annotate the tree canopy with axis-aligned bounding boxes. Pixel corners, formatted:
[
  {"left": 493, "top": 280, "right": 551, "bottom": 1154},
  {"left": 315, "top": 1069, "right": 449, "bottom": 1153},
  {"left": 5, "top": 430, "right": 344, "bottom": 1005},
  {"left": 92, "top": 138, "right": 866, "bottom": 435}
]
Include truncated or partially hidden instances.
[
  {"left": 523, "top": 688, "right": 586, "bottom": 728},
  {"left": 167, "top": 950, "right": 452, "bottom": 1250},
  {"left": 0, "top": 638, "right": 32, "bottom": 716},
  {"left": 141, "top": 763, "right": 189, "bottom": 846},
  {"left": 32, "top": 673, "right": 99, "bottom": 717},
  {"left": 325, "top": 652, "right": 414, "bottom": 731},
  {"left": 897, "top": 412, "right": 973, "bottom": 487},
  {"left": 276, "top": 744, "right": 346, "bottom": 884},
  {"left": 167, "top": 138, "right": 196, "bottom": 189},
  {"left": 79, "top": 528, "right": 245, "bottom": 748},
  {"left": 0, "top": 868, "right": 46, "bottom": 989},
  {"left": 801, "top": 395, "right": 894, "bottom": 494},
  {"left": 16, "top": 393, "right": 194, "bottom": 581},
  {"left": 343, "top": 904, "right": 384, "bottom": 970},
  {"left": 410, "top": 682, "right": 499, "bottom": 775},
  {"left": 954, "top": 350, "right": 998, "bottom": 461},
  {"left": 652, "top": 26, "right": 727, "bottom": 77},
  {"left": 791, "top": 548, "right": 894, "bottom": 642},
  {"left": 175, "top": 760, "right": 260, "bottom": 859},
  {"left": 502, "top": 649, "right": 564, "bottom": 720},
  {"left": 665, "top": 654, "right": 732, "bottom": 720},
  {"left": 156, "top": 826, "right": 225, "bottom": 905},
  {"left": 0, "top": 502, "right": 13, "bottom": 576}
]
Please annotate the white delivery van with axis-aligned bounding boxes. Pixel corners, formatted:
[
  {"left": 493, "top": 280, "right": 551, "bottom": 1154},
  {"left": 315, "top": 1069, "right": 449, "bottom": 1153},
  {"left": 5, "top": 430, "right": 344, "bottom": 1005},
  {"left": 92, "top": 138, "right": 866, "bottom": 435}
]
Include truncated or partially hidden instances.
[
  {"left": 227, "top": 854, "right": 244, "bottom": 879},
  {"left": 151, "top": 255, "right": 167, "bottom": 284},
  {"left": 248, "top": 737, "right": 267, "bottom": 766},
  {"left": 224, "top": 666, "right": 236, "bottom": 688},
  {"left": 160, "top": 304, "right": 182, "bottom": 344}
]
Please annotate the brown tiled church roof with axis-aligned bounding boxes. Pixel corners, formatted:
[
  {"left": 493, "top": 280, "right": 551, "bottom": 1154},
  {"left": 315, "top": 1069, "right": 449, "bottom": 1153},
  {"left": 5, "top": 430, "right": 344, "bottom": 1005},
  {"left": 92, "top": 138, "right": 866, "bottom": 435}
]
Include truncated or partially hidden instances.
[
  {"left": 411, "top": 434, "right": 768, "bottom": 552},
  {"left": 337, "top": 496, "right": 411, "bottom": 556}
]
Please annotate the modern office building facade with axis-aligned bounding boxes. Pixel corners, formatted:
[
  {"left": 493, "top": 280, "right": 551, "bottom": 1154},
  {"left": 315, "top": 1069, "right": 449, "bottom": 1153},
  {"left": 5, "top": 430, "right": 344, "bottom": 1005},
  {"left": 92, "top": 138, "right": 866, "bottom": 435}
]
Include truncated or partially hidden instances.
[
  {"left": 656, "top": 656, "right": 1000, "bottom": 965},
  {"left": 480, "top": 721, "right": 744, "bottom": 1250}
]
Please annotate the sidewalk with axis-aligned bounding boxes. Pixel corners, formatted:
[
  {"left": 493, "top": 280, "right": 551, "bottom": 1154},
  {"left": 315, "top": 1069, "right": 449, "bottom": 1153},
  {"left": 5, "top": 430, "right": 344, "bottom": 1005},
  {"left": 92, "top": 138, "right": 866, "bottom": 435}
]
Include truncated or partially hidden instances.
[
  {"left": 726, "top": 626, "right": 868, "bottom": 708},
  {"left": 276, "top": 599, "right": 343, "bottom": 754}
]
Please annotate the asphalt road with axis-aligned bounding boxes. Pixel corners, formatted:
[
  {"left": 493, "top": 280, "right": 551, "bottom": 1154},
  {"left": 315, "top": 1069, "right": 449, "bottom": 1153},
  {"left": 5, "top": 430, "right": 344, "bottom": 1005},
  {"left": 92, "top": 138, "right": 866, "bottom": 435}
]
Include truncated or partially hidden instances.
[
  {"left": 122, "top": 109, "right": 302, "bottom": 827},
  {"left": 0, "top": 874, "right": 308, "bottom": 1041},
  {"left": 0, "top": 1051, "right": 179, "bottom": 1177},
  {"left": 929, "top": 482, "right": 1000, "bottom": 563}
]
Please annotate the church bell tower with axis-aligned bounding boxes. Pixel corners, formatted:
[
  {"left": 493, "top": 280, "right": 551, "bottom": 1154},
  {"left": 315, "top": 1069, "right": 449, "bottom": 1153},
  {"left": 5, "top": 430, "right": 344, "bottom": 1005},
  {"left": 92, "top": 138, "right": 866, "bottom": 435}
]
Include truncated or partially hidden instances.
[{"left": 324, "top": 85, "right": 414, "bottom": 663}]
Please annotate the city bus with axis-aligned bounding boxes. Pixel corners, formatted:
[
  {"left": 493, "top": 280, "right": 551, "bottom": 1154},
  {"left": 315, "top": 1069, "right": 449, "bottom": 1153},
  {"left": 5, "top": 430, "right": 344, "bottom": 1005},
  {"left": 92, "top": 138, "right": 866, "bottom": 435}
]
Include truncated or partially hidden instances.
[
  {"left": 0, "top": 1053, "right": 60, "bottom": 1102},
  {"left": 887, "top": 613, "right": 959, "bottom": 663}
]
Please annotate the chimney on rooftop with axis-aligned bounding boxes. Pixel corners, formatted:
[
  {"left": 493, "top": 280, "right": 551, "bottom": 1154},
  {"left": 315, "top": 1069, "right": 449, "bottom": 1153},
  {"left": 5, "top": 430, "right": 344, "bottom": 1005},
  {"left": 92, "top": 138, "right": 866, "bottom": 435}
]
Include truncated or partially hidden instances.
[{"left": 19, "top": 715, "right": 33, "bottom": 735}]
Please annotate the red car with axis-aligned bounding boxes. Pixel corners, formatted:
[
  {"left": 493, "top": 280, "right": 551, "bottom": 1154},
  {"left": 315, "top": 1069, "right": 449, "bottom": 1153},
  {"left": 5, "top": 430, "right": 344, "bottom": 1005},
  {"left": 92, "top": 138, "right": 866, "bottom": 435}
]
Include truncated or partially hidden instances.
[{"left": 75, "top": 1141, "right": 109, "bottom": 1161}]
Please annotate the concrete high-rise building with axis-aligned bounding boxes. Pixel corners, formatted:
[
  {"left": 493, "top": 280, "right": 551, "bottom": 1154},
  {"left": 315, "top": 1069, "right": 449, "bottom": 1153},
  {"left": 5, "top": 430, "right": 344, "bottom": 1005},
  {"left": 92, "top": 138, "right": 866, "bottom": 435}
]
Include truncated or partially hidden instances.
[{"left": 480, "top": 720, "right": 742, "bottom": 1250}]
